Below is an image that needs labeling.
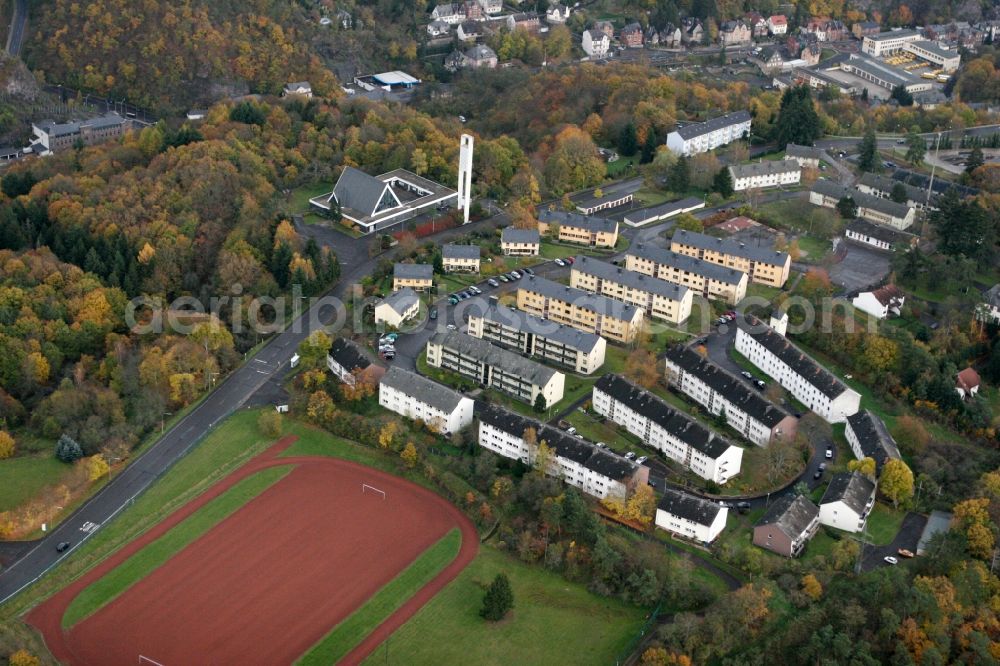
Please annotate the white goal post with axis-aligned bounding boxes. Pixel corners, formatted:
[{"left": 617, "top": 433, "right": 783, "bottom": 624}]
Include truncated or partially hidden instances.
[{"left": 361, "top": 483, "right": 387, "bottom": 499}]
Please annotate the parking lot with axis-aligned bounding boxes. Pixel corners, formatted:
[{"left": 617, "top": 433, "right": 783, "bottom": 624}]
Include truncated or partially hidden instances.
[{"left": 828, "top": 242, "right": 892, "bottom": 295}]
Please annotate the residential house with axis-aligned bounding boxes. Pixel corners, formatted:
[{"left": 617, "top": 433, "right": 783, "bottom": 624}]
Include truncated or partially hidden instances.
[
  {"left": 853, "top": 21, "right": 881, "bottom": 40},
  {"left": 768, "top": 15, "right": 788, "bottom": 36},
  {"left": 857, "top": 173, "right": 936, "bottom": 210},
  {"left": 582, "top": 29, "right": 611, "bottom": 58},
  {"left": 728, "top": 159, "right": 801, "bottom": 191},
  {"left": 593, "top": 20, "right": 615, "bottom": 39},
  {"left": 427, "top": 19, "right": 451, "bottom": 37},
  {"left": 457, "top": 21, "right": 482, "bottom": 41},
  {"left": 621, "top": 22, "right": 644, "bottom": 48},
  {"left": 463, "top": 44, "right": 498, "bottom": 68},
  {"left": 570, "top": 255, "right": 694, "bottom": 325},
  {"left": 593, "top": 374, "right": 744, "bottom": 484},
  {"left": 444, "top": 50, "right": 467, "bottom": 72},
  {"left": 754, "top": 46, "right": 787, "bottom": 74},
  {"left": 852, "top": 285, "right": 904, "bottom": 320},
  {"left": 754, "top": 494, "right": 820, "bottom": 557},
  {"left": 746, "top": 13, "right": 769, "bottom": 39},
  {"left": 845, "top": 410, "right": 902, "bottom": 471},
  {"left": 664, "top": 345, "right": 798, "bottom": 446},
  {"left": 785, "top": 143, "right": 823, "bottom": 168},
  {"left": 393, "top": 263, "right": 434, "bottom": 291},
  {"left": 665, "top": 110, "right": 752, "bottom": 156},
  {"left": 507, "top": 12, "right": 541, "bottom": 33},
  {"left": 426, "top": 330, "right": 566, "bottom": 407},
  {"left": 537, "top": 209, "right": 619, "bottom": 248},
  {"left": 660, "top": 23, "right": 683, "bottom": 47},
  {"left": 819, "top": 472, "right": 876, "bottom": 533},
  {"left": 546, "top": 4, "right": 570, "bottom": 23},
  {"left": 656, "top": 488, "right": 728, "bottom": 543},
  {"left": 625, "top": 243, "right": 749, "bottom": 305},
  {"left": 645, "top": 26, "right": 660, "bottom": 46},
  {"left": 809, "top": 180, "right": 915, "bottom": 231},
  {"left": 845, "top": 219, "right": 914, "bottom": 252},
  {"left": 735, "top": 315, "right": 862, "bottom": 423},
  {"left": 30, "top": 113, "right": 128, "bottom": 155},
  {"left": 442, "top": 244, "right": 481, "bottom": 273},
  {"left": 462, "top": 0, "right": 484, "bottom": 21},
  {"left": 431, "top": 3, "right": 465, "bottom": 23},
  {"left": 670, "top": 229, "right": 791, "bottom": 288},
  {"left": 327, "top": 337, "right": 384, "bottom": 386},
  {"left": 977, "top": 284, "right": 1000, "bottom": 324},
  {"left": 379, "top": 367, "right": 474, "bottom": 434},
  {"left": 283, "top": 81, "right": 313, "bottom": 97},
  {"left": 476, "top": 404, "right": 648, "bottom": 499},
  {"left": 956, "top": 367, "right": 981, "bottom": 400},
  {"left": 720, "top": 20, "right": 752, "bottom": 46},
  {"left": 501, "top": 227, "right": 540, "bottom": 256},
  {"left": 477, "top": 0, "right": 502, "bottom": 15},
  {"left": 466, "top": 297, "right": 607, "bottom": 374},
  {"left": 682, "top": 18, "right": 704, "bottom": 44},
  {"left": 516, "top": 275, "right": 644, "bottom": 344},
  {"left": 800, "top": 42, "right": 822, "bottom": 66},
  {"left": 374, "top": 288, "right": 420, "bottom": 328}
]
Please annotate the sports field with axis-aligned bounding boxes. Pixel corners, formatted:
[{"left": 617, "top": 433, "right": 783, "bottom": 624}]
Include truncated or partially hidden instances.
[{"left": 27, "top": 436, "right": 477, "bottom": 665}]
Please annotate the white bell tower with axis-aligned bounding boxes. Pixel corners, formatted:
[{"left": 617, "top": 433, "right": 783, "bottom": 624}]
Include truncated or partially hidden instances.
[{"left": 457, "top": 134, "right": 474, "bottom": 225}]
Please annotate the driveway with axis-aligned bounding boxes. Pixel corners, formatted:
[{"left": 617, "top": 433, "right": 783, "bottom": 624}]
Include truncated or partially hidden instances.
[{"left": 860, "top": 511, "right": 927, "bottom": 572}]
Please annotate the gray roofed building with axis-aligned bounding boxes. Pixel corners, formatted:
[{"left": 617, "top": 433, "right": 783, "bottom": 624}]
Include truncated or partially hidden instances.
[
  {"left": 846, "top": 410, "right": 902, "bottom": 470},
  {"left": 628, "top": 243, "right": 746, "bottom": 285},
  {"left": 572, "top": 255, "right": 690, "bottom": 301},
  {"left": 501, "top": 227, "right": 540, "bottom": 244},
  {"left": 672, "top": 229, "right": 790, "bottom": 267},
  {"left": 380, "top": 366, "right": 467, "bottom": 414},
  {"left": 810, "top": 179, "right": 913, "bottom": 220},
  {"left": 34, "top": 113, "right": 126, "bottom": 138},
  {"left": 332, "top": 166, "right": 401, "bottom": 218},
  {"left": 845, "top": 219, "right": 915, "bottom": 249},
  {"left": 393, "top": 263, "right": 434, "bottom": 280},
  {"left": 784, "top": 143, "right": 824, "bottom": 163},
  {"left": 380, "top": 287, "right": 419, "bottom": 316},
  {"left": 537, "top": 209, "right": 618, "bottom": 234},
  {"left": 429, "top": 330, "right": 558, "bottom": 387},
  {"left": 820, "top": 471, "right": 876, "bottom": 515},
  {"left": 329, "top": 337, "right": 371, "bottom": 373},
  {"left": 442, "top": 243, "right": 481, "bottom": 259},
  {"left": 465, "top": 298, "right": 604, "bottom": 354},
  {"left": 673, "top": 110, "right": 752, "bottom": 141},
  {"left": 621, "top": 197, "right": 705, "bottom": 226},
  {"left": 917, "top": 510, "right": 952, "bottom": 555},
  {"left": 728, "top": 159, "right": 801, "bottom": 180},
  {"left": 520, "top": 275, "right": 640, "bottom": 321},
  {"left": 755, "top": 494, "right": 820, "bottom": 556},
  {"left": 857, "top": 172, "right": 934, "bottom": 208},
  {"left": 867, "top": 28, "right": 920, "bottom": 41},
  {"left": 657, "top": 487, "right": 722, "bottom": 527}
]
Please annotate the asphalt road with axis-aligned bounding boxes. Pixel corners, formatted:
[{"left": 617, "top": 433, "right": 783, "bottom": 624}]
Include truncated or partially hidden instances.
[{"left": 4, "top": 0, "right": 26, "bottom": 56}]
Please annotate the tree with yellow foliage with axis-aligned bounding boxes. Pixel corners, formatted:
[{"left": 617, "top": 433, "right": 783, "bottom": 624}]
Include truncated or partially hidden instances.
[
  {"left": 848, "top": 457, "right": 877, "bottom": 481},
  {"left": 623, "top": 484, "right": 657, "bottom": 526},
  {"left": 85, "top": 454, "right": 110, "bottom": 481},
  {"left": 953, "top": 498, "right": 995, "bottom": 559},
  {"left": 378, "top": 421, "right": 400, "bottom": 450},
  {"left": 880, "top": 459, "right": 915, "bottom": 509},
  {"left": 400, "top": 442, "right": 418, "bottom": 468},
  {"left": 0, "top": 430, "right": 15, "bottom": 459},
  {"left": 307, "top": 390, "right": 335, "bottom": 423},
  {"left": 258, "top": 410, "right": 283, "bottom": 438},
  {"left": 801, "top": 573, "right": 823, "bottom": 601},
  {"left": 8, "top": 650, "right": 41, "bottom": 666}
]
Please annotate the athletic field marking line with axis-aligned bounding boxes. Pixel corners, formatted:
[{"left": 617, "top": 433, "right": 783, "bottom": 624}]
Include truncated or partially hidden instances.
[
  {"left": 361, "top": 483, "right": 386, "bottom": 499},
  {"left": 139, "top": 655, "right": 165, "bottom": 666}
]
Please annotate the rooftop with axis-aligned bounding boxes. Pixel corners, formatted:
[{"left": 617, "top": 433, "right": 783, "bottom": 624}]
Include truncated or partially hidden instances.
[
  {"left": 867, "top": 284, "right": 904, "bottom": 306},
  {"left": 394, "top": 263, "right": 434, "bottom": 280},
  {"left": 858, "top": 172, "right": 932, "bottom": 205},
  {"left": 328, "top": 337, "right": 372, "bottom": 372},
  {"left": 520, "top": 275, "right": 641, "bottom": 322},
  {"left": 372, "top": 71, "right": 421, "bottom": 86},
  {"left": 846, "top": 219, "right": 914, "bottom": 245},
  {"left": 380, "top": 287, "right": 420, "bottom": 316},
  {"left": 844, "top": 54, "right": 922, "bottom": 88},
  {"left": 572, "top": 256, "right": 690, "bottom": 302},
  {"left": 784, "top": 143, "right": 824, "bottom": 159},
  {"left": 595, "top": 374, "right": 737, "bottom": 459},
  {"left": 729, "top": 159, "right": 801, "bottom": 179},
  {"left": 501, "top": 227, "right": 541, "bottom": 244},
  {"left": 430, "top": 330, "right": 560, "bottom": 387},
  {"left": 671, "top": 110, "right": 752, "bottom": 141},
  {"left": 538, "top": 208, "right": 619, "bottom": 234},
  {"left": 35, "top": 113, "right": 126, "bottom": 138},
  {"left": 757, "top": 494, "right": 819, "bottom": 538},
  {"left": 658, "top": 487, "right": 723, "bottom": 528},
  {"left": 820, "top": 471, "right": 876, "bottom": 515},
  {"left": 672, "top": 229, "right": 790, "bottom": 267},
  {"left": 908, "top": 40, "right": 956, "bottom": 59},
  {"left": 812, "top": 179, "right": 913, "bottom": 219},
  {"left": 866, "top": 29, "right": 921, "bottom": 41},
  {"left": 846, "top": 410, "right": 902, "bottom": 468},
  {"left": 622, "top": 197, "right": 705, "bottom": 225},
  {"left": 442, "top": 243, "right": 481, "bottom": 260},
  {"left": 380, "top": 366, "right": 468, "bottom": 414},
  {"left": 465, "top": 298, "right": 604, "bottom": 354}
]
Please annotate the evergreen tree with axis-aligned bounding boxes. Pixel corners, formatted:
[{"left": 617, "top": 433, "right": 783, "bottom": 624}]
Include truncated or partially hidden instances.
[
  {"left": 836, "top": 196, "right": 858, "bottom": 219},
  {"left": 229, "top": 101, "right": 266, "bottom": 125},
  {"left": 55, "top": 434, "right": 84, "bottom": 463},
  {"left": 860, "top": 87, "right": 869, "bottom": 102},
  {"left": 433, "top": 252, "right": 444, "bottom": 274},
  {"left": 270, "top": 242, "right": 293, "bottom": 288},
  {"left": 890, "top": 182, "right": 909, "bottom": 204},
  {"left": 669, "top": 157, "right": 690, "bottom": 192},
  {"left": 965, "top": 146, "right": 985, "bottom": 174},
  {"left": 773, "top": 86, "right": 821, "bottom": 148},
  {"left": 640, "top": 128, "right": 658, "bottom": 164},
  {"left": 533, "top": 393, "right": 547, "bottom": 413},
  {"left": 930, "top": 188, "right": 993, "bottom": 263},
  {"left": 858, "top": 128, "right": 879, "bottom": 172},
  {"left": 480, "top": 573, "right": 514, "bottom": 621},
  {"left": 890, "top": 84, "right": 913, "bottom": 106},
  {"left": 713, "top": 167, "right": 734, "bottom": 197},
  {"left": 618, "top": 122, "right": 638, "bottom": 157}
]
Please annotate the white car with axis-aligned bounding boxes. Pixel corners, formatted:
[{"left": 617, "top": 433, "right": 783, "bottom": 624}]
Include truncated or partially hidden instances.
[
  {"left": 883, "top": 556, "right": 899, "bottom": 565},
  {"left": 636, "top": 456, "right": 648, "bottom": 464},
  {"left": 554, "top": 259, "right": 566, "bottom": 267},
  {"left": 446, "top": 324, "right": 457, "bottom": 330},
  {"left": 625, "top": 451, "right": 636, "bottom": 460}
]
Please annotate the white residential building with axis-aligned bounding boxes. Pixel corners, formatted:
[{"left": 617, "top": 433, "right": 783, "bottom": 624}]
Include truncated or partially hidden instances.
[
  {"left": 656, "top": 487, "right": 728, "bottom": 543},
  {"left": 810, "top": 180, "right": 915, "bottom": 231},
  {"left": 374, "top": 288, "right": 420, "bottom": 328},
  {"left": 861, "top": 29, "right": 922, "bottom": 57},
  {"left": 852, "top": 285, "right": 904, "bottom": 320},
  {"left": 582, "top": 29, "right": 611, "bottom": 58},
  {"left": 379, "top": 367, "right": 474, "bottom": 435},
  {"left": 327, "top": 337, "right": 382, "bottom": 387},
  {"left": 845, "top": 410, "right": 901, "bottom": 472},
  {"left": 477, "top": 404, "right": 648, "bottom": 499},
  {"left": 735, "top": 316, "right": 861, "bottom": 423},
  {"left": 593, "top": 374, "right": 743, "bottom": 484},
  {"left": 728, "top": 159, "right": 801, "bottom": 191},
  {"left": 768, "top": 14, "right": 787, "bottom": 35},
  {"left": 430, "top": 3, "right": 465, "bottom": 23},
  {"left": 818, "top": 472, "right": 876, "bottom": 533},
  {"left": 665, "top": 111, "right": 752, "bottom": 157}
]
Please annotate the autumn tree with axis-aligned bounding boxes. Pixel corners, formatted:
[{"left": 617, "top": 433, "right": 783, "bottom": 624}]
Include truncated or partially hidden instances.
[
  {"left": 307, "top": 390, "right": 335, "bottom": 423},
  {"left": 624, "top": 484, "right": 657, "bottom": 526},
  {"left": 7, "top": 650, "right": 40, "bottom": 666},
  {"left": 297, "top": 331, "right": 332, "bottom": 371},
  {"left": 801, "top": 573, "right": 823, "bottom": 601},
  {"left": 379, "top": 420, "right": 401, "bottom": 449},
  {"left": 880, "top": 459, "right": 915, "bottom": 509},
  {"left": 848, "top": 457, "right": 877, "bottom": 480},
  {"left": 542, "top": 126, "right": 605, "bottom": 195},
  {"left": 85, "top": 454, "right": 110, "bottom": 481},
  {"left": 0, "top": 430, "right": 14, "bottom": 459},
  {"left": 625, "top": 348, "right": 660, "bottom": 389},
  {"left": 401, "top": 442, "right": 418, "bottom": 468},
  {"left": 258, "top": 410, "right": 283, "bottom": 438},
  {"left": 953, "top": 498, "right": 995, "bottom": 559}
]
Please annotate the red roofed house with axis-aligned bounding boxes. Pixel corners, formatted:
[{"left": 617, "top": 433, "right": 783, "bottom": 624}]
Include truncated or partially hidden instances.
[
  {"left": 852, "top": 285, "right": 904, "bottom": 320},
  {"left": 956, "top": 368, "right": 981, "bottom": 400},
  {"left": 768, "top": 15, "right": 787, "bottom": 35}
]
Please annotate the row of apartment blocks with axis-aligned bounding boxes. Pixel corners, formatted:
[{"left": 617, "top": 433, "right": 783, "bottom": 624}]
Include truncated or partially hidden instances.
[
  {"left": 465, "top": 298, "right": 607, "bottom": 374},
  {"left": 379, "top": 366, "right": 474, "bottom": 434},
  {"left": 809, "top": 179, "right": 915, "bottom": 231},
  {"left": 592, "top": 374, "right": 743, "bottom": 484},
  {"left": 735, "top": 314, "right": 861, "bottom": 423},
  {"left": 477, "top": 403, "right": 648, "bottom": 499},
  {"left": 516, "top": 275, "right": 644, "bottom": 344},
  {"left": 537, "top": 209, "right": 620, "bottom": 248},
  {"left": 625, "top": 243, "right": 749, "bottom": 305},
  {"left": 664, "top": 345, "right": 797, "bottom": 446},
  {"left": 569, "top": 255, "right": 693, "bottom": 325},
  {"left": 670, "top": 229, "right": 791, "bottom": 288}
]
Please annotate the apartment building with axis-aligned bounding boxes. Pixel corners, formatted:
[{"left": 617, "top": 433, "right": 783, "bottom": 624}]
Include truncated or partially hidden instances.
[
  {"left": 625, "top": 243, "right": 748, "bottom": 305},
  {"left": 670, "top": 229, "right": 791, "bottom": 288},
  {"left": 809, "top": 180, "right": 915, "bottom": 230},
  {"left": 374, "top": 288, "right": 420, "bottom": 328},
  {"left": 516, "top": 275, "right": 644, "bottom": 344},
  {"left": 327, "top": 337, "right": 384, "bottom": 387},
  {"left": 592, "top": 374, "right": 743, "bottom": 484},
  {"left": 477, "top": 404, "right": 648, "bottom": 498},
  {"left": 537, "top": 209, "right": 619, "bottom": 248},
  {"left": 784, "top": 143, "right": 823, "bottom": 168},
  {"left": 656, "top": 487, "right": 728, "bottom": 543},
  {"left": 664, "top": 345, "right": 797, "bottom": 446},
  {"left": 818, "top": 472, "right": 876, "bottom": 533},
  {"left": 852, "top": 285, "right": 904, "bottom": 320},
  {"left": 393, "top": 263, "right": 434, "bottom": 291},
  {"left": 665, "top": 110, "right": 752, "bottom": 157},
  {"left": 856, "top": 173, "right": 936, "bottom": 210},
  {"left": 465, "top": 298, "right": 607, "bottom": 374},
  {"left": 569, "top": 255, "right": 693, "bottom": 325},
  {"left": 735, "top": 316, "right": 861, "bottom": 423},
  {"left": 426, "top": 330, "right": 565, "bottom": 407},
  {"left": 500, "top": 227, "right": 541, "bottom": 256},
  {"left": 728, "top": 159, "right": 802, "bottom": 191},
  {"left": 845, "top": 410, "right": 902, "bottom": 472},
  {"left": 442, "top": 244, "right": 481, "bottom": 273},
  {"left": 379, "top": 367, "right": 474, "bottom": 434},
  {"left": 754, "top": 494, "right": 820, "bottom": 557}
]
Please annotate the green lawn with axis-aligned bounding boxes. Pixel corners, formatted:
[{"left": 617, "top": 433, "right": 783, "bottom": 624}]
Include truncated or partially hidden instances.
[
  {"left": 297, "top": 529, "right": 463, "bottom": 665},
  {"left": 539, "top": 241, "right": 578, "bottom": 260},
  {"left": 62, "top": 466, "right": 291, "bottom": 628},
  {"left": 359, "top": 545, "right": 646, "bottom": 666},
  {"left": 865, "top": 503, "right": 905, "bottom": 546},
  {"left": 795, "top": 235, "right": 831, "bottom": 262},
  {"left": 288, "top": 182, "right": 333, "bottom": 214},
  {"left": 606, "top": 156, "right": 637, "bottom": 178},
  {"left": 562, "top": 411, "right": 642, "bottom": 454},
  {"left": 0, "top": 455, "right": 72, "bottom": 512}
]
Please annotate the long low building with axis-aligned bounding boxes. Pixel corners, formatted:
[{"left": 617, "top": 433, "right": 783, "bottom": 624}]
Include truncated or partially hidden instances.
[
  {"left": 622, "top": 197, "right": 705, "bottom": 227},
  {"left": 477, "top": 403, "right": 649, "bottom": 499},
  {"left": 856, "top": 172, "right": 936, "bottom": 211},
  {"left": 426, "top": 330, "right": 565, "bottom": 408},
  {"left": 537, "top": 209, "right": 619, "bottom": 248},
  {"left": 569, "top": 255, "right": 693, "bottom": 325},
  {"left": 664, "top": 345, "right": 797, "bottom": 446},
  {"left": 670, "top": 229, "right": 791, "bottom": 288},
  {"left": 844, "top": 219, "right": 916, "bottom": 252},
  {"left": 593, "top": 374, "right": 743, "bottom": 484},
  {"left": 845, "top": 410, "right": 901, "bottom": 472},
  {"left": 809, "top": 180, "right": 915, "bottom": 231},
  {"left": 516, "top": 275, "right": 644, "bottom": 344},
  {"left": 465, "top": 297, "right": 607, "bottom": 374},
  {"left": 839, "top": 54, "right": 932, "bottom": 96},
  {"left": 625, "top": 243, "right": 749, "bottom": 305},
  {"left": 904, "top": 40, "right": 960, "bottom": 72},
  {"left": 665, "top": 110, "right": 752, "bottom": 157},
  {"left": 735, "top": 316, "right": 861, "bottom": 423},
  {"left": 656, "top": 487, "right": 728, "bottom": 543},
  {"left": 728, "top": 159, "right": 801, "bottom": 191},
  {"left": 379, "top": 366, "right": 474, "bottom": 435}
]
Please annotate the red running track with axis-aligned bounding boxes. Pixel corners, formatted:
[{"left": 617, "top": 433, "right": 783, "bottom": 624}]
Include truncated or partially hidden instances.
[{"left": 28, "top": 436, "right": 478, "bottom": 665}]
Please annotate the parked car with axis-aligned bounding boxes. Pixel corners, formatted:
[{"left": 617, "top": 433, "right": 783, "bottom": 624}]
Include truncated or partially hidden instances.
[
  {"left": 488, "top": 278, "right": 500, "bottom": 287},
  {"left": 383, "top": 333, "right": 399, "bottom": 342},
  {"left": 813, "top": 469, "right": 823, "bottom": 480},
  {"left": 469, "top": 286, "right": 482, "bottom": 295},
  {"left": 741, "top": 371, "right": 753, "bottom": 380},
  {"left": 558, "top": 419, "right": 572, "bottom": 429},
  {"left": 56, "top": 541, "right": 71, "bottom": 553},
  {"left": 883, "top": 556, "right": 899, "bottom": 565},
  {"left": 736, "top": 501, "right": 751, "bottom": 514},
  {"left": 429, "top": 308, "right": 438, "bottom": 320},
  {"left": 755, "top": 380, "right": 765, "bottom": 390},
  {"left": 897, "top": 548, "right": 915, "bottom": 558},
  {"left": 447, "top": 324, "right": 457, "bottom": 330},
  {"left": 725, "top": 310, "right": 736, "bottom": 318},
  {"left": 499, "top": 274, "right": 510, "bottom": 283},
  {"left": 818, "top": 462, "right": 827, "bottom": 471},
  {"left": 564, "top": 257, "right": 575, "bottom": 265},
  {"left": 595, "top": 442, "right": 607, "bottom": 448},
  {"left": 825, "top": 446, "right": 834, "bottom": 459},
  {"left": 566, "top": 426, "right": 577, "bottom": 435},
  {"left": 636, "top": 456, "right": 648, "bottom": 464},
  {"left": 510, "top": 270, "right": 521, "bottom": 279},
  {"left": 554, "top": 258, "right": 566, "bottom": 267},
  {"left": 448, "top": 296, "right": 459, "bottom": 305},
  {"left": 625, "top": 451, "right": 636, "bottom": 460},
  {"left": 522, "top": 267, "right": 534, "bottom": 276}
]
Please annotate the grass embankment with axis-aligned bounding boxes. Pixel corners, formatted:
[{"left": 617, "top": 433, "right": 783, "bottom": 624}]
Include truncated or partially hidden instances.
[
  {"left": 297, "top": 529, "right": 462, "bottom": 665},
  {"left": 61, "top": 466, "right": 291, "bottom": 628},
  {"left": 0, "top": 456, "right": 72, "bottom": 513},
  {"left": 359, "top": 545, "right": 646, "bottom": 666}
]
